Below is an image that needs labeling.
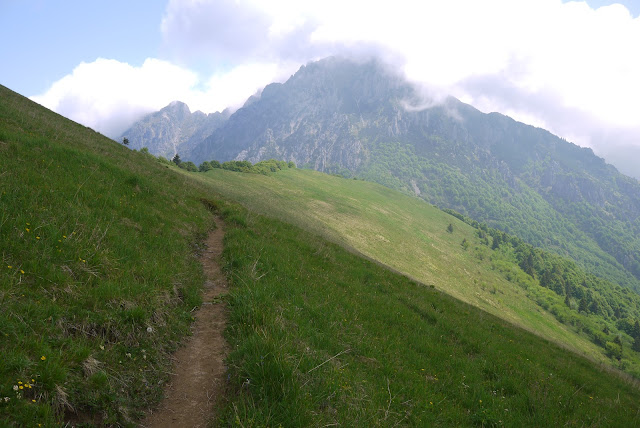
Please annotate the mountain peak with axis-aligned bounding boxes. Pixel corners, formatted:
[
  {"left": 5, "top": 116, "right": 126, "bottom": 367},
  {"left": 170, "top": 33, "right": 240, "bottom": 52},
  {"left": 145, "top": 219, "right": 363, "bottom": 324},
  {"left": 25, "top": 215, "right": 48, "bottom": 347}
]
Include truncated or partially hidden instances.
[
  {"left": 167, "top": 100, "right": 188, "bottom": 108},
  {"left": 163, "top": 100, "right": 191, "bottom": 117},
  {"left": 120, "top": 100, "right": 227, "bottom": 158}
]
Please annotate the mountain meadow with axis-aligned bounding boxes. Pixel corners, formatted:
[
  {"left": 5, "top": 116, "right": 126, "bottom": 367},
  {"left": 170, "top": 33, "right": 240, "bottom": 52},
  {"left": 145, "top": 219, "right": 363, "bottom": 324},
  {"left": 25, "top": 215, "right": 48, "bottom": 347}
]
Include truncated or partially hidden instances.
[{"left": 3, "top": 78, "right": 640, "bottom": 428}]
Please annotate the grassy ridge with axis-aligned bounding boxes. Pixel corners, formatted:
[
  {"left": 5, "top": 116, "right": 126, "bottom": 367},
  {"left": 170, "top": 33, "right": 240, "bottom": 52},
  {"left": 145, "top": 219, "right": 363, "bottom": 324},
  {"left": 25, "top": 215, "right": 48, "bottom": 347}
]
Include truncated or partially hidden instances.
[
  {"left": 212, "top": 199, "right": 640, "bottom": 426},
  {"left": 0, "top": 86, "right": 214, "bottom": 425}
]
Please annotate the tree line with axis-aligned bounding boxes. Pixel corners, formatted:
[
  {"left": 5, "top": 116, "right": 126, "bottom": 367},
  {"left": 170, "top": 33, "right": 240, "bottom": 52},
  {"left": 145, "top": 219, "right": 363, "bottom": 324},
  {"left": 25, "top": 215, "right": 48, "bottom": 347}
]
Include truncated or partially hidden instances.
[
  {"left": 165, "top": 153, "right": 295, "bottom": 175},
  {"left": 445, "top": 207, "right": 640, "bottom": 371}
]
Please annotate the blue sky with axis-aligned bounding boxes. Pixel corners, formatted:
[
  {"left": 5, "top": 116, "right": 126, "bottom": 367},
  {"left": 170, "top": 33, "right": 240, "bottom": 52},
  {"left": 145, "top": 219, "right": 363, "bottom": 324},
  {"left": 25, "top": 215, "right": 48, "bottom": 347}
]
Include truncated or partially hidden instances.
[
  {"left": 0, "top": 1, "right": 166, "bottom": 95},
  {"left": 2, "top": 0, "right": 638, "bottom": 96},
  {"left": 586, "top": 0, "right": 640, "bottom": 14},
  {"left": 1, "top": 0, "right": 639, "bottom": 178}
]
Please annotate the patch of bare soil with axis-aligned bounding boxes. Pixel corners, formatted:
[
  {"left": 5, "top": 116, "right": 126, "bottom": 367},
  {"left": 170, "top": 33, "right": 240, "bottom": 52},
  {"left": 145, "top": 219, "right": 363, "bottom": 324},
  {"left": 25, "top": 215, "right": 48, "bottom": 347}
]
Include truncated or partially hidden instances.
[{"left": 141, "top": 218, "right": 228, "bottom": 427}]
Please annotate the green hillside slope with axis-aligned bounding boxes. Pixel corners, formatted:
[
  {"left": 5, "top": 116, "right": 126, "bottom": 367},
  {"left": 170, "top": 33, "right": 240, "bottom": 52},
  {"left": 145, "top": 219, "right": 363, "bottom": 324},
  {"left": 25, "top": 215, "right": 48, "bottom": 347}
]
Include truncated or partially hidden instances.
[
  {"left": 212, "top": 196, "right": 640, "bottom": 426},
  {"left": 357, "top": 139, "right": 640, "bottom": 292},
  {"left": 3, "top": 84, "right": 640, "bottom": 427},
  {"left": 0, "top": 85, "right": 215, "bottom": 425},
  {"left": 194, "top": 167, "right": 640, "bottom": 377}
]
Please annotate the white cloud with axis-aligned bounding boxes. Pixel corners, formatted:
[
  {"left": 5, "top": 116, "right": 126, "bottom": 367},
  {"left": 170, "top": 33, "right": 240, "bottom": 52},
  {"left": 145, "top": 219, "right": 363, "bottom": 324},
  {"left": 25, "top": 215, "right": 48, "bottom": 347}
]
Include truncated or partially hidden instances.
[
  {"left": 33, "top": 0, "right": 640, "bottom": 169},
  {"left": 160, "top": 0, "right": 274, "bottom": 64},
  {"left": 188, "top": 62, "right": 297, "bottom": 113},
  {"left": 31, "top": 58, "right": 292, "bottom": 138},
  {"left": 31, "top": 58, "right": 198, "bottom": 137},
  {"left": 160, "top": 0, "right": 640, "bottom": 156}
]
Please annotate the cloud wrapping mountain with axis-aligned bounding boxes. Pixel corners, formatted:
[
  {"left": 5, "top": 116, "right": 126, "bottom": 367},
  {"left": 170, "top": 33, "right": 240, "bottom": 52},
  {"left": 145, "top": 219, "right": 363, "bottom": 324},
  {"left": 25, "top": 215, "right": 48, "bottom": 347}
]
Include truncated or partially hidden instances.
[{"left": 29, "top": 0, "right": 640, "bottom": 177}]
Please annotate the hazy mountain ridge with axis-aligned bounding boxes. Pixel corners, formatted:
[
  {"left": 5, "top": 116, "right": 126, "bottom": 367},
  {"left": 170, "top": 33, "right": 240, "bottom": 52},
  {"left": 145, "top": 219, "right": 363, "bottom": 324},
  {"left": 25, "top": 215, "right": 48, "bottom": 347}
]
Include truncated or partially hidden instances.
[{"left": 120, "top": 101, "right": 228, "bottom": 159}]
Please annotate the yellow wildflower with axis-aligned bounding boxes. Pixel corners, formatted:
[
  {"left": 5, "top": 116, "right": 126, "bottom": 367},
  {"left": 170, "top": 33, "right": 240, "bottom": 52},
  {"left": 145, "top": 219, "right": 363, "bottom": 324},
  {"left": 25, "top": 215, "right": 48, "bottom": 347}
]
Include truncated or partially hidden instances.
[{"left": 40, "top": 356, "right": 46, "bottom": 361}]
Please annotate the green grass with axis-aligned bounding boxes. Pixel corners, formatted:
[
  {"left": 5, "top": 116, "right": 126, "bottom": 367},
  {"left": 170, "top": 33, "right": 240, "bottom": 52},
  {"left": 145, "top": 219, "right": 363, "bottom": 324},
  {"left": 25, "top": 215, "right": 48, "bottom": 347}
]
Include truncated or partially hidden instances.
[
  {"left": 4, "top": 83, "right": 640, "bottom": 427},
  {"left": 212, "top": 199, "right": 640, "bottom": 426},
  {"left": 0, "top": 85, "right": 216, "bottom": 425},
  {"left": 192, "top": 169, "right": 617, "bottom": 363}
]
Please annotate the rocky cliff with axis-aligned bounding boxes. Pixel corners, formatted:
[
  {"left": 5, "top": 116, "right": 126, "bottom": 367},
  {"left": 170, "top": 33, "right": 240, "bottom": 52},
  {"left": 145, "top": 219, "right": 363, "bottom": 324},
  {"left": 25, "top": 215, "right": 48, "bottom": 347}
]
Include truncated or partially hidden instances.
[{"left": 120, "top": 101, "right": 228, "bottom": 159}]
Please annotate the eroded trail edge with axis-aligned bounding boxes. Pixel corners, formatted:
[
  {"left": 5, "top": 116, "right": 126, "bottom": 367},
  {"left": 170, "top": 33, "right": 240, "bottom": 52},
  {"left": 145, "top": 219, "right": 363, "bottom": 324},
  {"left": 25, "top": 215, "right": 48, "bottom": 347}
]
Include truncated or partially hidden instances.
[{"left": 142, "top": 218, "right": 228, "bottom": 427}]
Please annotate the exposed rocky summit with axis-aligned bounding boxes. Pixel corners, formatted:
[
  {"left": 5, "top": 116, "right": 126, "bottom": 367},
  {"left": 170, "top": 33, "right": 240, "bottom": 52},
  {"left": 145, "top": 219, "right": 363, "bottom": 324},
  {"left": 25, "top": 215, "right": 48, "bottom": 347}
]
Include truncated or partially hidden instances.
[
  {"left": 120, "top": 101, "right": 228, "bottom": 159},
  {"left": 186, "top": 57, "right": 413, "bottom": 169}
]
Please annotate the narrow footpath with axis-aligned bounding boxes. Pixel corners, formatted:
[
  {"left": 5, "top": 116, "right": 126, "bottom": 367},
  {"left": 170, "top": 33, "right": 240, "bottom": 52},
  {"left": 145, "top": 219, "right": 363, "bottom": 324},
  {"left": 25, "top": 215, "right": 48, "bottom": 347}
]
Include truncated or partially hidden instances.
[{"left": 142, "top": 218, "right": 228, "bottom": 427}]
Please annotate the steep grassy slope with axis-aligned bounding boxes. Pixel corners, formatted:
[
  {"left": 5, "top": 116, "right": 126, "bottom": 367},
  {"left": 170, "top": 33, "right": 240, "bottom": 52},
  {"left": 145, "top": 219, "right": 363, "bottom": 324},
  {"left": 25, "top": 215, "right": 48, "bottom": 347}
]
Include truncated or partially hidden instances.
[
  {"left": 0, "top": 85, "right": 215, "bottom": 425},
  {"left": 211, "top": 197, "right": 640, "bottom": 426},
  {"left": 194, "top": 168, "right": 640, "bottom": 375},
  {"left": 3, "top": 83, "right": 640, "bottom": 427}
]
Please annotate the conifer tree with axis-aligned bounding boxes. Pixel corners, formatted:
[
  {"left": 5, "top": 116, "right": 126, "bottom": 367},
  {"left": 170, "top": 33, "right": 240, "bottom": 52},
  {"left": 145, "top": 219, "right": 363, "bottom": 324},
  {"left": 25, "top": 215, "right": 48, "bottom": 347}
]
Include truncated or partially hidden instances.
[
  {"left": 633, "top": 320, "right": 640, "bottom": 339},
  {"left": 579, "top": 297, "right": 588, "bottom": 313},
  {"left": 492, "top": 234, "right": 502, "bottom": 250}
]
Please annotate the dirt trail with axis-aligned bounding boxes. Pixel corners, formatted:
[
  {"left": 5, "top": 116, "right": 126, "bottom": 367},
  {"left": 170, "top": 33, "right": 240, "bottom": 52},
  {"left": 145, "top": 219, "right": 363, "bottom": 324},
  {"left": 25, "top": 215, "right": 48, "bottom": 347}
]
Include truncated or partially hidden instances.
[{"left": 141, "top": 218, "right": 228, "bottom": 427}]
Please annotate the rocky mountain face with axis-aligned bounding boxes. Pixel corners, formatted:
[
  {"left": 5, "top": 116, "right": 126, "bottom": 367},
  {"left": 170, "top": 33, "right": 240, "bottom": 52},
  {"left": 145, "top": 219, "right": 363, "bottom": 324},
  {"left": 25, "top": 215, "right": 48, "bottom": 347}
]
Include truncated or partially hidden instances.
[
  {"left": 186, "top": 58, "right": 416, "bottom": 168},
  {"left": 127, "top": 57, "right": 640, "bottom": 292},
  {"left": 120, "top": 101, "right": 228, "bottom": 159}
]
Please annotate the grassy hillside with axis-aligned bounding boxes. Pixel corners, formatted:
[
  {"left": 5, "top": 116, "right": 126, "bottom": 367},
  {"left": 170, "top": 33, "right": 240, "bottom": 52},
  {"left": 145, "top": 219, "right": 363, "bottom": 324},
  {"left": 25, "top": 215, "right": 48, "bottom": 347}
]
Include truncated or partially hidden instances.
[
  {"left": 193, "top": 168, "right": 640, "bottom": 376},
  {"left": 357, "top": 140, "right": 640, "bottom": 293},
  {"left": 211, "top": 197, "right": 640, "bottom": 426},
  {"left": 0, "top": 85, "right": 215, "bottom": 425},
  {"left": 3, "top": 83, "right": 640, "bottom": 427}
]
